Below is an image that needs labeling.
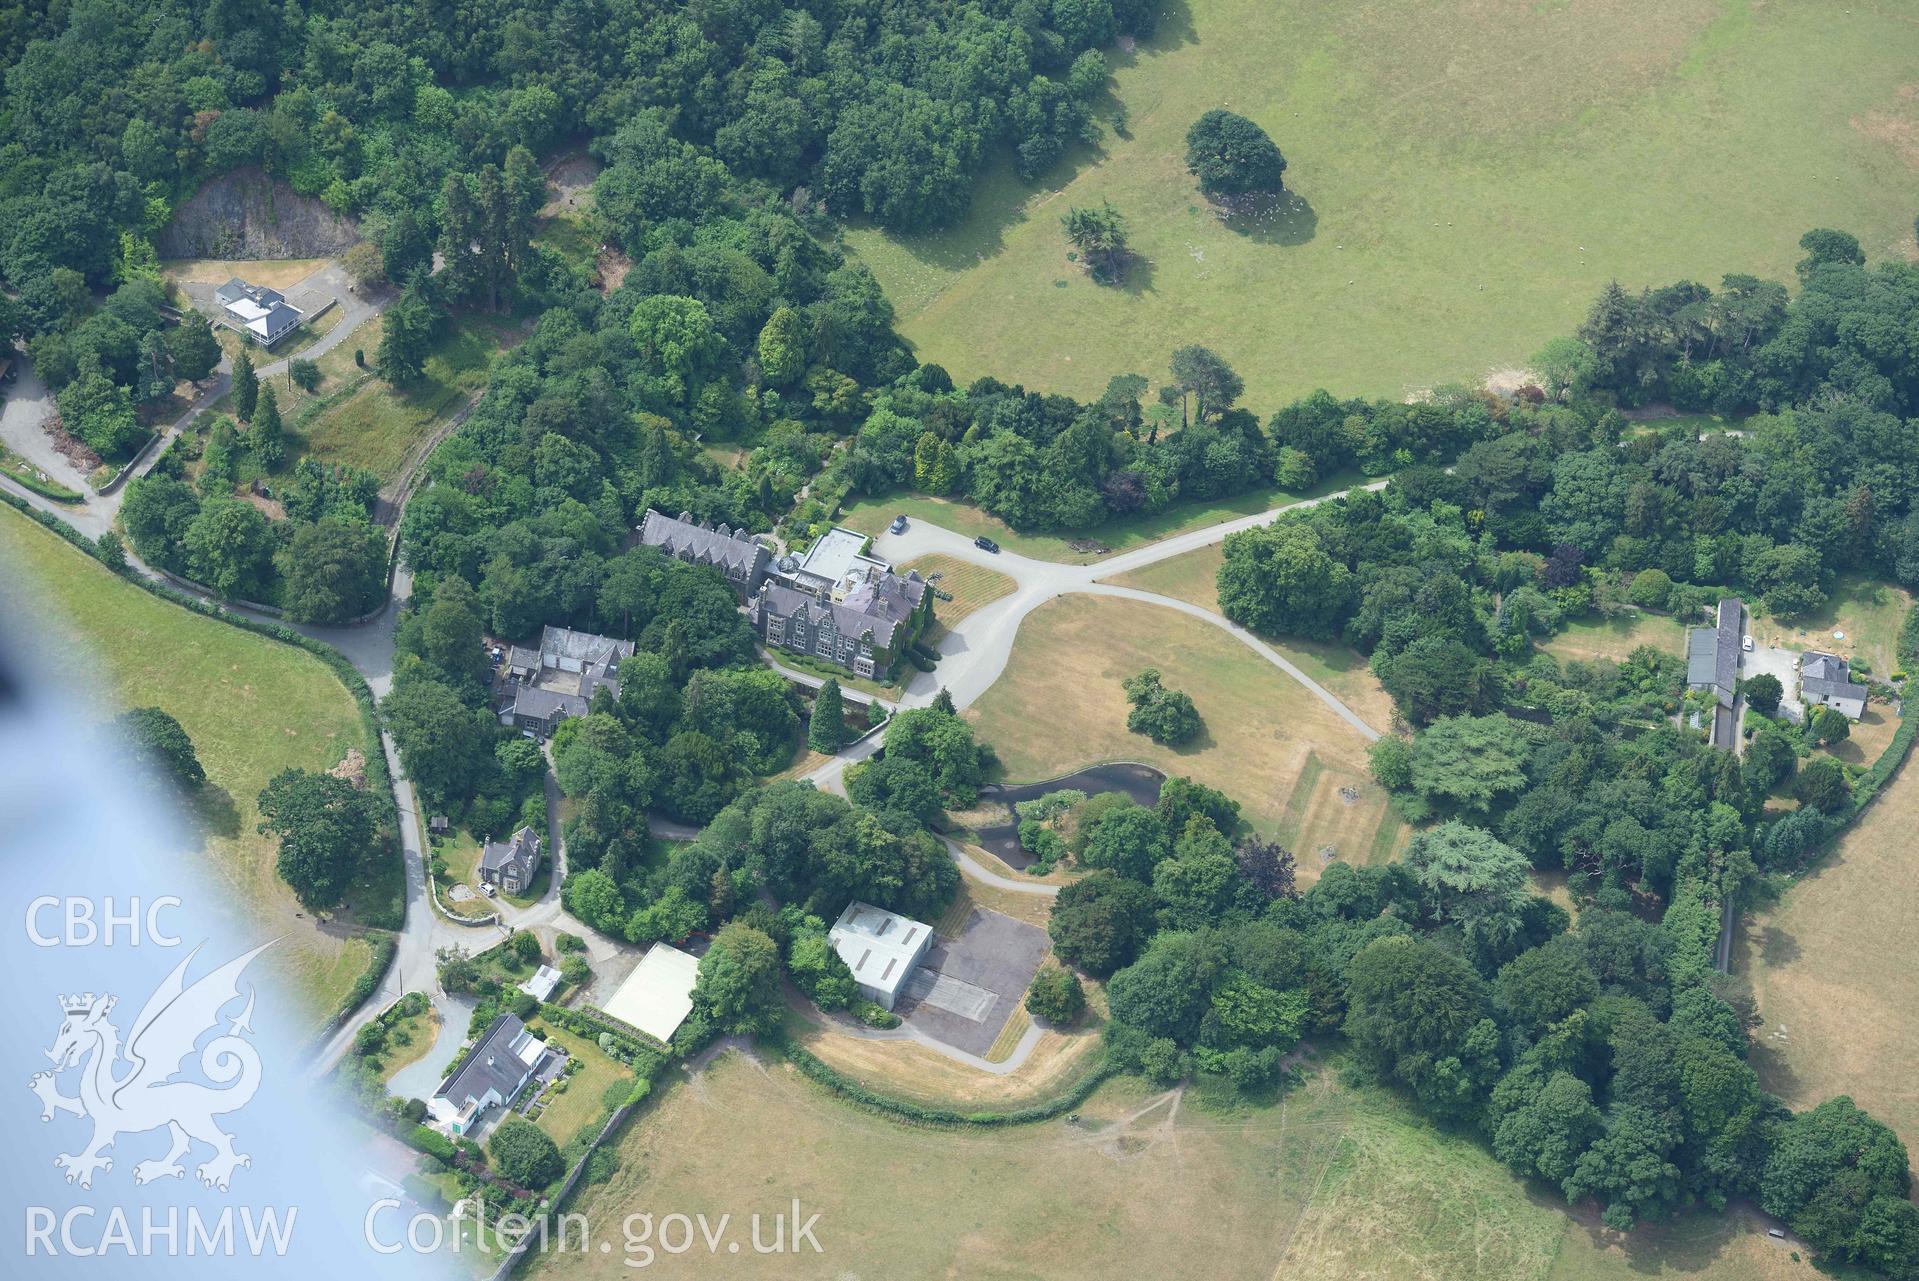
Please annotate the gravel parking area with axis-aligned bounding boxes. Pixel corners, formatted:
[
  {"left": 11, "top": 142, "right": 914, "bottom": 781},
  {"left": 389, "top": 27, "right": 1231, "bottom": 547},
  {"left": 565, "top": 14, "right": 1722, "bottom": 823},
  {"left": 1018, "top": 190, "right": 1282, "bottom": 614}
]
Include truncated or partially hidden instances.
[{"left": 1746, "top": 644, "right": 1804, "bottom": 720}]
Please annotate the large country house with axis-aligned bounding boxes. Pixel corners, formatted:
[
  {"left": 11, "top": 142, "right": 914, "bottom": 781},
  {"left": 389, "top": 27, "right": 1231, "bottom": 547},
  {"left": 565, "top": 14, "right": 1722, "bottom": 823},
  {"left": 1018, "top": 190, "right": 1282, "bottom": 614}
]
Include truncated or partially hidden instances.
[
  {"left": 637, "top": 509, "right": 772, "bottom": 593},
  {"left": 498, "top": 624, "right": 633, "bottom": 737},
  {"left": 751, "top": 527, "right": 930, "bottom": 679},
  {"left": 637, "top": 511, "right": 932, "bottom": 679}
]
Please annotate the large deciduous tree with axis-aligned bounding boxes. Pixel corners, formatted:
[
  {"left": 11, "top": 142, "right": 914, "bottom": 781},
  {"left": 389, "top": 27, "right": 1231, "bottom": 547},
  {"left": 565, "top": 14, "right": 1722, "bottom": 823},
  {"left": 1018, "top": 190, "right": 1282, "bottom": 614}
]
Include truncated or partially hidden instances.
[
  {"left": 256, "top": 768, "right": 376, "bottom": 912},
  {"left": 692, "top": 921, "right": 784, "bottom": 1034},
  {"left": 1217, "top": 521, "right": 1354, "bottom": 640},
  {"left": 1185, "top": 110, "right": 1287, "bottom": 202},
  {"left": 278, "top": 518, "right": 387, "bottom": 624},
  {"left": 116, "top": 706, "right": 205, "bottom": 790}
]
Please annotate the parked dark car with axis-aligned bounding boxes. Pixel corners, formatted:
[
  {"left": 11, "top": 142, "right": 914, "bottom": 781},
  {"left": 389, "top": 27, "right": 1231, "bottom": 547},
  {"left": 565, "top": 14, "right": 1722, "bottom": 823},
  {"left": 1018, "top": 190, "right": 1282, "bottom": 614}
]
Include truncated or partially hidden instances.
[
  {"left": 974, "top": 535, "right": 1000, "bottom": 553},
  {"left": 889, "top": 514, "right": 909, "bottom": 534}
]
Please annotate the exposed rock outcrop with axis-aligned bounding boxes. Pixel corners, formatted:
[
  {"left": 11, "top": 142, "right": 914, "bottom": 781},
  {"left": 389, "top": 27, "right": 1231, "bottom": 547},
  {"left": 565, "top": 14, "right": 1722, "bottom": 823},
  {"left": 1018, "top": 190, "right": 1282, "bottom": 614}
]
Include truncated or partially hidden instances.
[{"left": 156, "top": 167, "right": 360, "bottom": 259}]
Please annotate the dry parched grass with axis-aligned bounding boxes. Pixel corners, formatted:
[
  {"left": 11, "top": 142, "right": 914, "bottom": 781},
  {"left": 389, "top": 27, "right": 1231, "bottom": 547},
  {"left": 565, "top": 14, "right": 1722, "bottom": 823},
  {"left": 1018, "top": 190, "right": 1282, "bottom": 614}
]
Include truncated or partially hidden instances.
[
  {"left": 163, "top": 257, "right": 328, "bottom": 289},
  {"left": 900, "top": 553, "right": 1017, "bottom": 624},
  {"left": 1276, "top": 750, "right": 1408, "bottom": 872},
  {"left": 966, "top": 594, "right": 1377, "bottom": 870},
  {"left": 530, "top": 1047, "right": 1805, "bottom": 1281},
  {"left": 1104, "top": 541, "right": 1399, "bottom": 732},
  {"left": 1744, "top": 755, "right": 1919, "bottom": 1154}
]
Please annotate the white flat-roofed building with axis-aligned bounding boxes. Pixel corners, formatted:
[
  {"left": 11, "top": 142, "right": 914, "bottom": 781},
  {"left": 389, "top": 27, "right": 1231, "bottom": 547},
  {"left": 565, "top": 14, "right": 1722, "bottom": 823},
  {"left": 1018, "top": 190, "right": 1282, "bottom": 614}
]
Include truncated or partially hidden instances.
[
  {"left": 829, "top": 900, "right": 933, "bottom": 1011},
  {"left": 598, "top": 943, "right": 701, "bottom": 1044},
  {"left": 213, "top": 278, "right": 305, "bottom": 346},
  {"left": 520, "top": 964, "right": 563, "bottom": 1003}
]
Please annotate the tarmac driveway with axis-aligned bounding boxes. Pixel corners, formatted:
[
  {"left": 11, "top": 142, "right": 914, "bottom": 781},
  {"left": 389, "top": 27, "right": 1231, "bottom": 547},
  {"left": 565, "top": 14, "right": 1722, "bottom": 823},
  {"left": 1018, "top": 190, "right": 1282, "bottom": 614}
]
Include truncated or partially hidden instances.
[
  {"left": 386, "top": 993, "right": 474, "bottom": 1105},
  {"left": 0, "top": 357, "right": 87, "bottom": 489},
  {"left": 895, "top": 907, "right": 1049, "bottom": 1057}
]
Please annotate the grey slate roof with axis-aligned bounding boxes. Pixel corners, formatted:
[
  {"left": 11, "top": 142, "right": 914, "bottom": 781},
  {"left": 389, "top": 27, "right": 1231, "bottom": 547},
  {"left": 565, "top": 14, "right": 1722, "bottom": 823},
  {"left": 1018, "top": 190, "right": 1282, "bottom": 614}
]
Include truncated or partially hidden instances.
[
  {"left": 258, "top": 300, "right": 301, "bottom": 338},
  {"left": 537, "top": 625, "right": 634, "bottom": 668},
  {"left": 480, "top": 825, "right": 542, "bottom": 882},
  {"left": 754, "top": 565, "right": 927, "bottom": 650},
  {"left": 435, "top": 1012, "right": 536, "bottom": 1110},
  {"left": 1801, "top": 651, "right": 1868, "bottom": 703},
  {"left": 214, "top": 278, "right": 286, "bottom": 308},
  {"left": 505, "top": 684, "right": 588, "bottom": 724},
  {"left": 638, "top": 509, "right": 772, "bottom": 582},
  {"left": 1686, "top": 598, "right": 1744, "bottom": 708},
  {"left": 1686, "top": 628, "right": 1721, "bottom": 688}
]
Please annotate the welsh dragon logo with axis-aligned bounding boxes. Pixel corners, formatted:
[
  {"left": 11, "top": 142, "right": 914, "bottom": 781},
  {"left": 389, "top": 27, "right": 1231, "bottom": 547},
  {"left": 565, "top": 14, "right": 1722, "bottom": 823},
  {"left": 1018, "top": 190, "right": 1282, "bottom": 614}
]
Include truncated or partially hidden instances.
[{"left": 28, "top": 942, "right": 270, "bottom": 1192}]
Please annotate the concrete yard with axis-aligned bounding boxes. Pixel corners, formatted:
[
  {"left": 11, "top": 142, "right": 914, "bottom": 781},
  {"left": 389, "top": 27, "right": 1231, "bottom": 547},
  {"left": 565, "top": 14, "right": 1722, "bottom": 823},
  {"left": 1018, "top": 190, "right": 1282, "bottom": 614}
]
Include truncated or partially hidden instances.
[
  {"left": 896, "top": 906, "right": 1049, "bottom": 1057},
  {"left": 1746, "top": 644, "right": 1804, "bottom": 721}
]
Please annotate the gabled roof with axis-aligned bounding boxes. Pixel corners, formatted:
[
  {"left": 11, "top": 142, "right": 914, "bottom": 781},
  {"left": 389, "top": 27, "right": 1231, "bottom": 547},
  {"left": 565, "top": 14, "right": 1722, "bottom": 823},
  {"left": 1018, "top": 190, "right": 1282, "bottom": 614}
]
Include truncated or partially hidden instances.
[
  {"left": 1801, "top": 651, "right": 1868, "bottom": 702},
  {"left": 755, "top": 565, "right": 926, "bottom": 650},
  {"left": 1685, "top": 598, "right": 1743, "bottom": 708},
  {"left": 480, "top": 825, "right": 542, "bottom": 879},
  {"left": 505, "top": 684, "right": 588, "bottom": 723},
  {"left": 537, "top": 625, "right": 635, "bottom": 667},
  {"left": 828, "top": 900, "right": 932, "bottom": 999},
  {"left": 638, "top": 509, "right": 771, "bottom": 579},
  {"left": 434, "top": 1012, "right": 545, "bottom": 1108}
]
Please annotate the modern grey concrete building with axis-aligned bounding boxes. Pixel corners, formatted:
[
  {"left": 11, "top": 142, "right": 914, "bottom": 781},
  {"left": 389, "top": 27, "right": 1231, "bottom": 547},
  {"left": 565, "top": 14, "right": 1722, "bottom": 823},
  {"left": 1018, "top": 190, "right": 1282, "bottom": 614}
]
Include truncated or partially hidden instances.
[{"left": 829, "top": 900, "right": 934, "bottom": 1011}]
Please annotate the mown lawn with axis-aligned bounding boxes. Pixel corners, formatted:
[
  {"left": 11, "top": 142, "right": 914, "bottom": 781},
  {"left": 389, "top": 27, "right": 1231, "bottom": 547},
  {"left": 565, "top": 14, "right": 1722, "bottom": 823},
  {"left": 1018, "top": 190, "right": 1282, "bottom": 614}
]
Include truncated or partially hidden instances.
[
  {"left": 849, "top": 0, "right": 1919, "bottom": 410},
  {"left": 0, "top": 505, "right": 382, "bottom": 1021},
  {"left": 899, "top": 553, "right": 1017, "bottom": 624},
  {"left": 531, "top": 1048, "right": 1816, "bottom": 1281},
  {"left": 1751, "top": 574, "right": 1912, "bottom": 680},
  {"left": 374, "top": 1001, "right": 442, "bottom": 1085},
  {"left": 965, "top": 594, "right": 1381, "bottom": 879},
  {"left": 840, "top": 471, "right": 1348, "bottom": 565},
  {"left": 526, "top": 1023, "right": 629, "bottom": 1150},
  {"left": 1104, "top": 540, "right": 1399, "bottom": 733},
  {"left": 1743, "top": 753, "right": 1919, "bottom": 1155},
  {"left": 1543, "top": 610, "right": 1690, "bottom": 666},
  {"left": 291, "top": 314, "right": 521, "bottom": 482}
]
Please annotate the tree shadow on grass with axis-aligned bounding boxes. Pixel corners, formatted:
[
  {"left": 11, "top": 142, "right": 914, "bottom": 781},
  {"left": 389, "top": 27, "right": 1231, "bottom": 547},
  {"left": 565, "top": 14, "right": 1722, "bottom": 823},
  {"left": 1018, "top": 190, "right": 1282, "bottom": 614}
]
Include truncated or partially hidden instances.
[
  {"left": 1555, "top": 1195, "right": 1759, "bottom": 1277},
  {"left": 1165, "top": 724, "right": 1218, "bottom": 756},
  {"left": 193, "top": 783, "right": 242, "bottom": 841},
  {"left": 1217, "top": 189, "right": 1319, "bottom": 246},
  {"left": 1748, "top": 1038, "right": 1805, "bottom": 1103},
  {"left": 1750, "top": 921, "right": 1801, "bottom": 968},
  {"left": 1135, "top": 0, "right": 1200, "bottom": 55},
  {"left": 1116, "top": 251, "right": 1158, "bottom": 296}
]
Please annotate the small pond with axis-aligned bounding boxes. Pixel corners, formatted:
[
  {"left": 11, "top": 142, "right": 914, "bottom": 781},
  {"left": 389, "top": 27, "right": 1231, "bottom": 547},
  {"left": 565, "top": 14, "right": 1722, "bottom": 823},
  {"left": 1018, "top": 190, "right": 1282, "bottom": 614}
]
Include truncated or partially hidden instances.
[{"left": 971, "top": 762, "right": 1166, "bottom": 869}]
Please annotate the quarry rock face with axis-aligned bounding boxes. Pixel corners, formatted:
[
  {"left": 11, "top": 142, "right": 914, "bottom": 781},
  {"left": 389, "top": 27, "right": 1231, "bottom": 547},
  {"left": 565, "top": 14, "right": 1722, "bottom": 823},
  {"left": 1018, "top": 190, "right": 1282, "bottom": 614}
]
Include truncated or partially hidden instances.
[{"left": 156, "top": 167, "right": 360, "bottom": 259}]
